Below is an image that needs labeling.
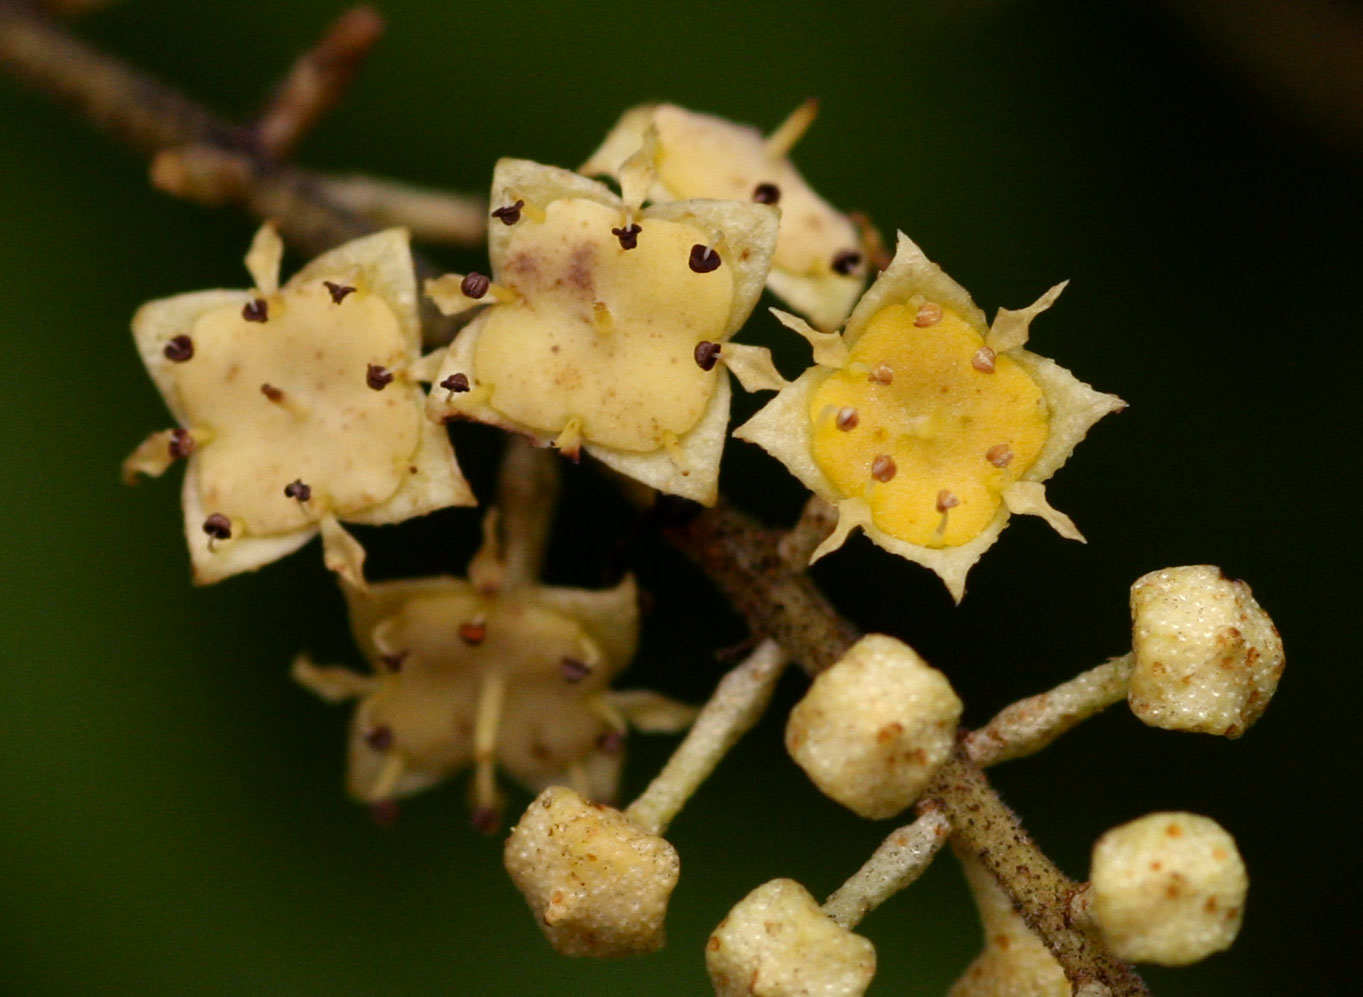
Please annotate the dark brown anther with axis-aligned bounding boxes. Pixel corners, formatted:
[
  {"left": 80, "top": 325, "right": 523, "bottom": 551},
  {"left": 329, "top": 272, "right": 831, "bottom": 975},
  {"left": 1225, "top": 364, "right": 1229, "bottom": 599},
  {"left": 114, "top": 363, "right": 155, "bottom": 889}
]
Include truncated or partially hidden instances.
[
  {"left": 752, "top": 182, "right": 781, "bottom": 205},
  {"left": 283, "top": 479, "right": 312, "bottom": 502},
  {"left": 202, "top": 513, "right": 232, "bottom": 540},
  {"left": 694, "top": 341, "right": 722, "bottom": 371},
  {"left": 689, "top": 244, "right": 722, "bottom": 273},
  {"left": 835, "top": 407, "right": 859, "bottom": 431},
  {"left": 868, "top": 363, "right": 893, "bottom": 385},
  {"left": 163, "top": 335, "right": 194, "bottom": 362},
  {"left": 260, "top": 383, "right": 284, "bottom": 402},
  {"left": 379, "top": 650, "right": 408, "bottom": 673},
  {"left": 242, "top": 298, "right": 269, "bottom": 323},
  {"left": 323, "top": 281, "right": 356, "bottom": 304},
  {"left": 460, "top": 272, "right": 491, "bottom": 299},
  {"left": 167, "top": 428, "right": 195, "bottom": 459},
  {"left": 596, "top": 729, "right": 625, "bottom": 754},
  {"left": 491, "top": 199, "right": 524, "bottom": 225},
  {"left": 471, "top": 806, "right": 500, "bottom": 835},
  {"left": 369, "top": 800, "right": 400, "bottom": 826},
  {"left": 936, "top": 489, "right": 960, "bottom": 512},
  {"left": 871, "top": 454, "right": 897, "bottom": 483},
  {"left": 831, "top": 250, "right": 862, "bottom": 275},
  {"left": 560, "top": 657, "right": 593, "bottom": 683},
  {"left": 611, "top": 223, "right": 642, "bottom": 250},
  {"left": 458, "top": 620, "right": 487, "bottom": 646},
  {"left": 364, "top": 725, "right": 394, "bottom": 751},
  {"left": 985, "top": 444, "right": 1014, "bottom": 468},
  {"left": 440, "top": 372, "right": 471, "bottom": 394},
  {"left": 366, "top": 363, "right": 394, "bottom": 390},
  {"left": 971, "top": 346, "right": 997, "bottom": 374}
]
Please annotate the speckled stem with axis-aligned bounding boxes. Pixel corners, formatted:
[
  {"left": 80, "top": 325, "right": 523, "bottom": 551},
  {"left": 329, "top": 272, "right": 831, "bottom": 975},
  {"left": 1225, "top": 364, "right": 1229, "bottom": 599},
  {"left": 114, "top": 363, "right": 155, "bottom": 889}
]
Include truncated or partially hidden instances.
[
  {"left": 626, "top": 640, "right": 786, "bottom": 835},
  {"left": 964, "top": 654, "right": 1134, "bottom": 767},
  {"left": 920, "top": 753, "right": 1150, "bottom": 995},
  {"left": 821, "top": 808, "right": 952, "bottom": 929}
]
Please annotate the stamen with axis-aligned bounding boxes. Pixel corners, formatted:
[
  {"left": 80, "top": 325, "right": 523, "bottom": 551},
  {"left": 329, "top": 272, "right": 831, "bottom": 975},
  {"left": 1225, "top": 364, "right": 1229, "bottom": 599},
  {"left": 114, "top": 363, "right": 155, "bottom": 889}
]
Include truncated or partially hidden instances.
[
  {"left": 985, "top": 444, "right": 1014, "bottom": 468},
  {"left": 460, "top": 272, "right": 491, "bottom": 299},
  {"left": 163, "top": 335, "right": 194, "bottom": 362},
  {"left": 364, "top": 725, "right": 394, "bottom": 751},
  {"left": 871, "top": 455, "right": 897, "bottom": 483},
  {"left": 597, "top": 729, "right": 626, "bottom": 754},
  {"left": 868, "top": 363, "right": 893, "bottom": 385},
  {"left": 167, "top": 428, "right": 195, "bottom": 459},
  {"left": 471, "top": 807, "right": 500, "bottom": 835},
  {"left": 283, "top": 479, "right": 312, "bottom": 502},
  {"left": 914, "top": 302, "right": 942, "bottom": 327},
  {"left": 971, "top": 346, "right": 997, "bottom": 374},
  {"left": 560, "top": 657, "right": 593, "bottom": 683},
  {"left": 693, "top": 340, "right": 722, "bottom": 371},
  {"left": 689, "top": 244, "right": 722, "bottom": 273},
  {"left": 491, "top": 199, "right": 524, "bottom": 225},
  {"left": 202, "top": 513, "right": 232, "bottom": 541},
  {"left": 752, "top": 182, "right": 781, "bottom": 205},
  {"left": 459, "top": 620, "right": 487, "bottom": 646},
  {"left": 260, "top": 383, "right": 284, "bottom": 403},
  {"left": 378, "top": 650, "right": 408, "bottom": 673},
  {"left": 936, "top": 490, "right": 960, "bottom": 512},
  {"left": 366, "top": 364, "right": 394, "bottom": 390},
  {"left": 242, "top": 298, "right": 269, "bottom": 323},
  {"left": 831, "top": 250, "right": 862, "bottom": 275},
  {"left": 611, "top": 223, "right": 641, "bottom": 250},
  {"left": 323, "top": 281, "right": 356, "bottom": 304},
  {"left": 440, "top": 372, "right": 471, "bottom": 395},
  {"left": 835, "top": 407, "right": 859, "bottom": 431}
]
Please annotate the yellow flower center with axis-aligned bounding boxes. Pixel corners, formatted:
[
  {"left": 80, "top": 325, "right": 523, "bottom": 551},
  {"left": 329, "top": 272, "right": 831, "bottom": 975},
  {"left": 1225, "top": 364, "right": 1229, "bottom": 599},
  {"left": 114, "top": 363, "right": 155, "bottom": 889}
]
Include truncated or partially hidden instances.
[
  {"left": 474, "top": 198, "right": 732, "bottom": 452},
  {"left": 178, "top": 279, "right": 418, "bottom": 534},
  {"left": 808, "top": 302, "right": 1049, "bottom": 547}
]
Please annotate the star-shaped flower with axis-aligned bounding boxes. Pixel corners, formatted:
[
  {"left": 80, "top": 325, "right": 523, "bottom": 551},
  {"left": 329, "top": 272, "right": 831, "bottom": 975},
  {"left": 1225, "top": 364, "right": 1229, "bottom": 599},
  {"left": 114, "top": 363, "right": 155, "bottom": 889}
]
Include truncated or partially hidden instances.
[
  {"left": 581, "top": 101, "right": 867, "bottom": 332},
  {"left": 294, "top": 509, "right": 695, "bottom": 823},
  {"left": 425, "top": 157, "right": 781, "bottom": 504},
  {"left": 124, "top": 225, "right": 474, "bottom": 585},
  {"left": 736, "top": 233, "right": 1125, "bottom": 601}
]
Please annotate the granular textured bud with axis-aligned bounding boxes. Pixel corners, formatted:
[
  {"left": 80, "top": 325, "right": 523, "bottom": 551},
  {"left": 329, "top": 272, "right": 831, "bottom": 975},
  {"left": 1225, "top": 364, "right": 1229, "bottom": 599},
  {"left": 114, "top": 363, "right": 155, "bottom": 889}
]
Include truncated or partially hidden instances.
[
  {"left": 785, "top": 634, "right": 961, "bottom": 819},
  {"left": 504, "top": 786, "right": 679, "bottom": 957},
  {"left": 1128, "top": 565, "right": 1283, "bottom": 737},
  {"left": 1090, "top": 812, "right": 1247, "bottom": 966},
  {"left": 706, "top": 878, "right": 875, "bottom": 997}
]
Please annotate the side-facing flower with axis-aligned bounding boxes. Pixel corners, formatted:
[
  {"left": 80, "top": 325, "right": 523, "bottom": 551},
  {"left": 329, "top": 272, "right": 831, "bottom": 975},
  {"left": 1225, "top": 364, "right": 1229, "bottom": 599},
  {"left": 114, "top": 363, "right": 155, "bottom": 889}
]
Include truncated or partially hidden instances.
[
  {"left": 294, "top": 509, "right": 694, "bottom": 823},
  {"left": 425, "top": 157, "right": 781, "bottom": 505},
  {"left": 736, "top": 232, "right": 1125, "bottom": 600},
  {"left": 581, "top": 101, "right": 866, "bottom": 332},
  {"left": 124, "top": 224, "right": 474, "bottom": 585}
]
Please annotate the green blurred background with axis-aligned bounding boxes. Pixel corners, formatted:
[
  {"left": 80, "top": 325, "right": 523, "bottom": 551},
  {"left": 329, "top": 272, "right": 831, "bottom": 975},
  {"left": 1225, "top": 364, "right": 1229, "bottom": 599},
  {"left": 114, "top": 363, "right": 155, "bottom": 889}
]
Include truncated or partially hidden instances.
[{"left": 2, "top": 0, "right": 1358, "bottom": 993}]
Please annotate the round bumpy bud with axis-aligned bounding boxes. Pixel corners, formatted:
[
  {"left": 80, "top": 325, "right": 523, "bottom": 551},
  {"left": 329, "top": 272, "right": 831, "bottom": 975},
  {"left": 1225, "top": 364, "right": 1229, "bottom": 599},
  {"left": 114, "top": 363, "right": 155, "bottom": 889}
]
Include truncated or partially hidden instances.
[
  {"left": 786, "top": 634, "right": 962, "bottom": 819},
  {"left": 504, "top": 786, "right": 679, "bottom": 957},
  {"left": 1128, "top": 565, "right": 1283, "bottom": 737},
  {"left": 1089, "top": 812, "right": 1247, "bottom": 966},
  {"left": 706, "top": 878, "right": 876, "bottom": 997}
]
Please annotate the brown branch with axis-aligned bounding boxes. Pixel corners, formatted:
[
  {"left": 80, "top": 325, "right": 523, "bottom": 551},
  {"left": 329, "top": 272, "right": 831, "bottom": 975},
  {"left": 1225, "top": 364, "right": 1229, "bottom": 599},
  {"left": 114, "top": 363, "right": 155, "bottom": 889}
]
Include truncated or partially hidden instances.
[
  {"left": 0, "top": 4, "right": 1146, "bottom": 990},
  {"left": 256, "top": 5, "right": 385, "bottom": 159},
  {"left": 0, "top": 0, "right": 472, "bottom": 345}
]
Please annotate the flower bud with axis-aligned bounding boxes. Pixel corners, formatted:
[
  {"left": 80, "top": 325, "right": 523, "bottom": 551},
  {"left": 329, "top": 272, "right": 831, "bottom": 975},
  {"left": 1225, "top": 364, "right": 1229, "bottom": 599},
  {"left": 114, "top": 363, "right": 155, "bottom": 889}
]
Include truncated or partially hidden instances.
[
  {"left": 706, "top": 878, "right": 875, "bottom": 997},
  {"left": 786, "top": 634, "right": 961, "bottom": 819},
  {"left": 1129, "top": 565, "right": 1283, "bottom": 737},
  {"left": 504, "top": 786, "right": 679, "bottom": 957},
  {"left": 1089, "top": 812, "right": 1247, "bottom": 966}
]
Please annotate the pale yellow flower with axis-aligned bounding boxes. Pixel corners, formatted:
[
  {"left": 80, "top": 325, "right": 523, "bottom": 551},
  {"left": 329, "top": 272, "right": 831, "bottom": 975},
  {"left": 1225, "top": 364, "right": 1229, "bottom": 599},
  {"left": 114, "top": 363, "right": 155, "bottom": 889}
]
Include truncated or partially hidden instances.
[
  {"left": 737, "top": 233, "right": 1124, "bottom": 600},
  {"left": 125, "top": 224, "right": 474, "bottom": 585},
  {"left": 426, "top": 157, "right": 781, "bottom": 504},
  {"left": 582, "top": 101, "right": 866, "bottom": 332}
]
